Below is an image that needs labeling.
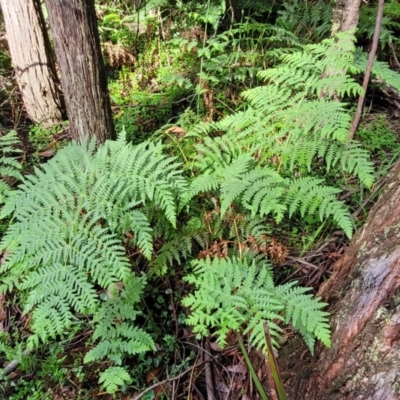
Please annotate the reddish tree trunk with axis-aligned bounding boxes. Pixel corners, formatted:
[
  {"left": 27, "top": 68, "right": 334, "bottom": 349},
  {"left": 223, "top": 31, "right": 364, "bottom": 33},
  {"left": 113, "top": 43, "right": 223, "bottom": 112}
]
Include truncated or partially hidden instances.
[
  {"left": 280, "top": 160, "right": 400, "bottom": 399},
  {"left": 44, "top": 0, "right": 115, "bottom": 143}
]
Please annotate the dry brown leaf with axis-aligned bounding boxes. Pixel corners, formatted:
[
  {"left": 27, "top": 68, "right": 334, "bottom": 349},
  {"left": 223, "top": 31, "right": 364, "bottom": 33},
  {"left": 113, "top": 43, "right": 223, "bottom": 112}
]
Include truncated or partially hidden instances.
[
  {"left": 226, "top": 364, "right": 247, "bottom": 374},
  {"left": 147, "top": 366, "right": 162, "bottom": 383},
  {"left": 209, "top": 341, "right": 224, "bottom": 352},
  {"left": 166, "top": 126, "right": 186, "bottom": 138},
  {"left": 38, "top": 149, "right": 55, "bottom": 158}
]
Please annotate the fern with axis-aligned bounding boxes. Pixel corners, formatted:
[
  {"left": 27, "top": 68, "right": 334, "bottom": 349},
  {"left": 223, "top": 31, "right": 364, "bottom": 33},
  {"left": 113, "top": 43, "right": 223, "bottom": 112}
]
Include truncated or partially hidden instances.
[
  {"left": 84, "top": 274, "right": 155, "bottom": 366},
  {"left": 0, "top": 130, "right": 22, "bottom": 205},
  {"left": 276, "top": 0, "right": 332, "bottom": 42},
  {"left": 186, "top": 137, "right": 354, "bottom": 236},
  {"left": 354, "top": 49, "right": 400, "bottom": 92},
  {"left": 189, "top": 32, "right": 374, "bottom": 189},
  {"left": 174, "top": 31, "right": 379, "bottom": 239},
  {"left": 183, "top": 257, "right": 330, "bottom": 355},
  {"left": 98, "top": 366, "right": 132, "bottom": 394},
  {"left": 0, "top": 131, "right": 186, "bottom": 351},
  {"left": 149, "top": 216, "right": 206, "bottom": 275},
  {"left": 284, "top": 177, "right": 353, "bottom": 238}
]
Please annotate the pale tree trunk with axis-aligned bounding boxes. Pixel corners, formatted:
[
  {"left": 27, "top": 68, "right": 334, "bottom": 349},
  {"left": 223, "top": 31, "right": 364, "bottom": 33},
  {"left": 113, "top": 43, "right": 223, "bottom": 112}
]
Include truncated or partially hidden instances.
[
  {"left": 44, "top": 0, "right": 115, "bottom": 144},
  {"left": 280, "top": 160, "right": 400, "bottom": 399},
  {"left": 332, "top": 0, "right": 363, "bottom": 34},
  {"left": 0, "top": 0, "right": 63, "bottom": 124}
]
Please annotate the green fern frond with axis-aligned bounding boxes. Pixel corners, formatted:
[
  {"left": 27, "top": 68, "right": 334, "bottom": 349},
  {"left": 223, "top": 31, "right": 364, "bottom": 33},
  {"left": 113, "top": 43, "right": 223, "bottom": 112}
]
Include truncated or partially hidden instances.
[
  {"left": 275, "top": 283, "right": 331, "bottom": 353},
  {"left": 240, "top": 168, "right": 287, "bottom": 220},
  {"left": 22, "top": 264, "right": 98, "bottom": 314},
  {"left": 355, "top": 49, "right": 400, "bottom": 92},
  {"left": 0, "top": 131, "right": 22, "bottom": 206},
  {"left": 285, "top": 177, "right": 353, "bottom": 237},
  {"left": 276, "top": 0, "right": 332, "bottom": 42},
  {"left": 98, "top": 366, "right": 132, "bottom": 394},
  {"left": 149, "top": 217, "right": 205, "bottom": 275},
  {"left": 183, "top": 257, "right": 331, "bottom": 353},
  {"left": 340, "top": 143, "right": 375, "bottom": 188},
  {"left": 84, "top": 273, "right": 155, "bottom": 366},
  {"left": 0, "top": 134, "right": 186, "bottom": 351},
  {"left": 27, "top": 298, "right": 76, "bottom": 347}
]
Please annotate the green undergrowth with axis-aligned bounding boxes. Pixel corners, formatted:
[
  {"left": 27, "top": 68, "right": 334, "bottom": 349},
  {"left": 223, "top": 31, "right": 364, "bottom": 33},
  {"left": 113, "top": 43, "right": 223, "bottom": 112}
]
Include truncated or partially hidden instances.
[
  {"left": 1, "top": 28, "right": 395, "bottom": 398},
  {"left": 1, "top": 1, "right": 400, "bottom": 398},
  {"left": 0, "top": 130, "right": 334, "bottom": 396},
  {"left": 358, "top": 114, "right": 400, "bottom": 159}
]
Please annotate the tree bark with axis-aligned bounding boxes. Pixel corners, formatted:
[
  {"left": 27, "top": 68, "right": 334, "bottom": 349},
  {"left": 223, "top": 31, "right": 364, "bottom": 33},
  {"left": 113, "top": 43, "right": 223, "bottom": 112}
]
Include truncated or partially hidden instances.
[
  {"left": 0, "top": 0, "right": 63, "bottom": 124},
  {"left": 332, "top": 0, "right": 363, "bottom": 35},
  {"left": 44, "top": 0, "right": 115, "bottom": 143},
  {"left": 280, "top": 160, "right": 400, "bottom": 399}
]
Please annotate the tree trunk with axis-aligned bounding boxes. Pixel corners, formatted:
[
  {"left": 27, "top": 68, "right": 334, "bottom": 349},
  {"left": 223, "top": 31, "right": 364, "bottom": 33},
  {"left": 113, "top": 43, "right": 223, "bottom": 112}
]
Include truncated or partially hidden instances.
[
  {"left": 280, "top": 160, "right": 400, "bottom": 399},
  {"left": 44, "top": 0, "right": 115, "bottom": 143},
  {"left": 0, "top": 0, "right": 63, "bottom": 124},
  {"left": 332, "top": 0, "right": 363, "bottom": 35}
]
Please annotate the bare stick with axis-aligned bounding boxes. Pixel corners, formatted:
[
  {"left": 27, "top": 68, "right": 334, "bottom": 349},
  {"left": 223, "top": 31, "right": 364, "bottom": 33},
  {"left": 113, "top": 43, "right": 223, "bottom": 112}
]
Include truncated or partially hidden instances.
[
  {"left": 1, "top": 350, "right": 30, "bottom": 377},
  {"left": 204, "top": 341, "right": 216, "bottom": 400},
  {"left": 348, "top": 0, "right": 385, "bottom": 140}
]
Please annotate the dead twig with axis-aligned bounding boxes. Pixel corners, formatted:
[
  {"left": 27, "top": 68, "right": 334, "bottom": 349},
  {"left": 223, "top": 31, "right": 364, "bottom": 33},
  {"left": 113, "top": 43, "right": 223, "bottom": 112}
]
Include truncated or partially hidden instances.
[{"left": 204, "top": 340, "right": 216, "bottom": 400}]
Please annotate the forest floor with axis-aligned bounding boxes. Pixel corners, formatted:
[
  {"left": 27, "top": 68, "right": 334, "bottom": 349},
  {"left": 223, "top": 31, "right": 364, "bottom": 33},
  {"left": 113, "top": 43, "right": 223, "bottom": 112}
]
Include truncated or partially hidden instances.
[
  {"left": 1, "top": 6, "right": 400, "bottom": 394},
  {"left": 1, "top": 73, "right": 400, "bottom": 398}
]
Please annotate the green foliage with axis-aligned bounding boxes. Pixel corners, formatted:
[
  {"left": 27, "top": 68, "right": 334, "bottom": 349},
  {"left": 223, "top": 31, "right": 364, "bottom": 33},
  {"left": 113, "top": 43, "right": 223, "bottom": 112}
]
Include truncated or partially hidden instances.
[
  {"left": 198, "top": 22, "right": 302, "bottom": 90},
  {"left": 28, "top": 123, "right": 67, "bottom": 152},
  {"left": 276, "top": 0, "right": 332, "bottom": 42},
  {"left": 186, "top": 139, "right": 354, "bottom": 236},
  {"left": 4, "top": 5, "right": 394, "bottom": 396},
  {"left": 358, "top": 114, "right": 400, "bottom": 157},
  {"left": 84, "top": 274, "right": 155, "bottom": 366},
  {"left": 98, "top": 366, "right": 132, "bottom": 394},
  {"left": 358, "top": 0, "right": 400, "bottom": 48},
  {"left": 0, "top": 132, "right": 187, "bottom": 392},
  {"left": 354, "top": 49, "right": 400, "bottom": 92},
  {"left": 110, "top": 83, "right": 183, "bottom": 144},
  {"left": 0, "top": 340, "right": 78, "bottom": 399},
  {"left": 183, "top": 256, "right": 330, "bottom": 355},
  {"left": 0, "top": 131, "right": 22, "bottom": 206},
  {"left": 181, "top": 32, "right": 376, "bottom": 238}
]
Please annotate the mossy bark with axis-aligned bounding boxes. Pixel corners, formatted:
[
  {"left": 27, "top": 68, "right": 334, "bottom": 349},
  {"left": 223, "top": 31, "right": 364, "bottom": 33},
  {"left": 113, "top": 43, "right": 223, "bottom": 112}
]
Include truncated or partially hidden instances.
[{"left": 280, "top": 160, "right": 400, "bottom": 399}]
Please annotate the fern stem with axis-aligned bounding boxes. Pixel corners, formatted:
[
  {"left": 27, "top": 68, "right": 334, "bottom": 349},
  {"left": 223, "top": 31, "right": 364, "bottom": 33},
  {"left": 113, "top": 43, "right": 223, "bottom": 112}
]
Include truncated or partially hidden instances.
[
  {"left": 233, "top": 216, "right": 243, "bottom": 260},
  {"left": 263, "top": 323, "right": 288, "bottom": 400},
  {"left": 237, "top": 333, "right": 270, "bottom": 400},
  {"left": 165, "top": 132, "right": 192, "bottom": 173}
]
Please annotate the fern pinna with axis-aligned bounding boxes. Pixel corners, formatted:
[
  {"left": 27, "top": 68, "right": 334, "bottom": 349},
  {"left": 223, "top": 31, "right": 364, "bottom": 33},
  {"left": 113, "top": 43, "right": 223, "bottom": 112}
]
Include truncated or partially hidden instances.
[{"left": 0, "top": 130, "right": 22, "bottom": 206}]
